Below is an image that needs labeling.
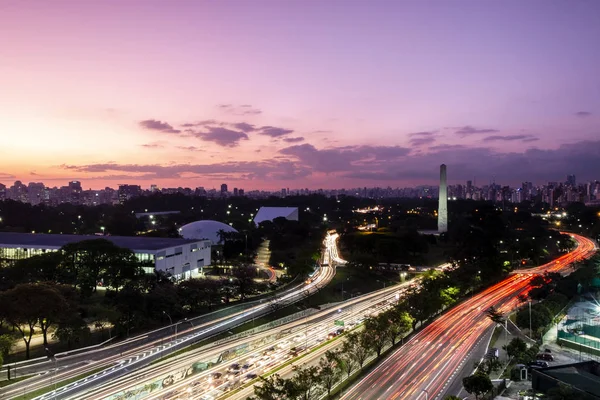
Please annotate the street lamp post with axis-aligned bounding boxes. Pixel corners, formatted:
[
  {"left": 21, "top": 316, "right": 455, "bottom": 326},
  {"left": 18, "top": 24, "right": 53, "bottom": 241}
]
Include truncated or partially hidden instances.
[
  {"left": 529, "top": 300, "right": 532, "bottom": 339},
  {"left": 163, "top": 311, "right": 177, "bottom": 341},
  {"left": 422, "top": 389, "right": 429, "bottom": 400}
]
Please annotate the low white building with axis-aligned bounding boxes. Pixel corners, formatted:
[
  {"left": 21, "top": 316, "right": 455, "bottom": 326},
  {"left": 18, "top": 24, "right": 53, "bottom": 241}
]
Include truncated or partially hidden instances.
[
  {"left": 253, "top": 207, "right": 299, "bottom": 225},
  {"left": 0, "top": 232, "right": 211, "bottom": 280}
]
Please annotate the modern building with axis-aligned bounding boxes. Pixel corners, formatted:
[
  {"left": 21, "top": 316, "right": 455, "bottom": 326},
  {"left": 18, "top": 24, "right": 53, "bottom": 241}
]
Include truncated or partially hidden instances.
[
  {"left": 0, "top": 232, "right": 211, "bottom": 280},
  {"left": 253, "top": 207, "right": 299, "bottom": 225},
  {"left": 179, "top": 220, "right": 239, "bottom": 245},
  {"left": 118, "top": 184, "right": 142, "bottom": 204},
  {"left": 532, "top": 361, "right": 600, "bottom": 399},
  {"left": 438, "top": 164, "right": 448, "bottom": 233}
]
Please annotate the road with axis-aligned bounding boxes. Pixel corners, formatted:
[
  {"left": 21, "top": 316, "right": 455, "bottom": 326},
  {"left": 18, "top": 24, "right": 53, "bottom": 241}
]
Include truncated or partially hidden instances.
[
  {"left": 1, "top": 233, "right": 342, "bottom": 400},
  {"left": 341, "top": 233, "right": 597, "bottom": 400}
]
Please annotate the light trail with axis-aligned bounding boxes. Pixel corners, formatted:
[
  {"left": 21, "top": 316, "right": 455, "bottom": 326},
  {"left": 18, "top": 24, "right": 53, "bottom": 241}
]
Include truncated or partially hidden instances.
[{"left": 341, "top": 233, "right": 597, "bottom": 400}]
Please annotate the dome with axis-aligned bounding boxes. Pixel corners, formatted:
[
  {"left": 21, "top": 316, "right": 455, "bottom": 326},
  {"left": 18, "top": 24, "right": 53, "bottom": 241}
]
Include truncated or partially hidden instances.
[{"left": 179, "top": 220, "right": 239, "bottom": 245}]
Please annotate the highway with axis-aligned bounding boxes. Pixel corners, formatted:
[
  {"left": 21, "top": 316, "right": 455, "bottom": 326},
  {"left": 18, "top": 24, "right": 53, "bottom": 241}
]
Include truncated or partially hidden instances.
[
  {"left": 97, "top": 282, "right": 412, "bottom": 400},
  {"left": 341, "top": 233, "right": 597, "bottom": 400},
  {"left": 2, "top": 233, "right": 341, "bottom": 400}
]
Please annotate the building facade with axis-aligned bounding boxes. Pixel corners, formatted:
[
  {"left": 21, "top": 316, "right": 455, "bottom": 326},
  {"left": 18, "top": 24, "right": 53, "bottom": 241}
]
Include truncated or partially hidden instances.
[{"left": 0, "top": 232, "right": 211, "bottom": 280}]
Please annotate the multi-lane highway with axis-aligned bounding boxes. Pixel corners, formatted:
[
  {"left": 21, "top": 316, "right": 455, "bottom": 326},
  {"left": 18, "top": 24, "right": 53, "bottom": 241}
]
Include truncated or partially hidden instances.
[
  {"left": 1, "top": 233, "right": 342, "bottom": 400},
  {"left": 341, "top": 233, "right": 597, "bottom": 400}
]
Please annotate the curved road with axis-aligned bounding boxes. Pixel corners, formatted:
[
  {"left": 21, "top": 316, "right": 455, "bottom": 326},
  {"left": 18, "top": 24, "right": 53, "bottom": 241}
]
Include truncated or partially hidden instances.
[{"left": 342, "top": 233, "right": 596, "bottom": 400}]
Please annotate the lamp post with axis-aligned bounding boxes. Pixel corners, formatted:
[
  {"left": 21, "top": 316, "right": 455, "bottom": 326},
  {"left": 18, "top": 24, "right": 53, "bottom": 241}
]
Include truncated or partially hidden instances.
[
  {"left": 163, "top": 311, "right": 177, "bottom": 341},
  {"left": 529, "top": 300, "right": 532, "bottom": 339},
  {"left": 422, "top": 389, "right": 429, "bottom": 400},
  {"left": 45, "top": 347, "right": 58, "bottom": 396}
]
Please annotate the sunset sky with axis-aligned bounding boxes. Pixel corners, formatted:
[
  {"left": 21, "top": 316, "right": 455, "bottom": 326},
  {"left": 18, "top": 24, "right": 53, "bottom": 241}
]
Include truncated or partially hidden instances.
[{"left": 1, "top": 0, "right": 599, "bottom": 190}]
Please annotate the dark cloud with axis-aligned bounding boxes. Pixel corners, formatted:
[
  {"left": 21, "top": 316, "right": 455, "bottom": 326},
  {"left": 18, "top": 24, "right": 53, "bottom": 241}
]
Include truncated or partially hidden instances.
[
  {"left": 429, "top": 144, "right": 467, "bottom": 151},
  {"left": 218, "top": 104, "right": 262, "bottom": 116},
  {"left": 410, "top": 137, "right": 437, "bottom": 147},
  {"left": 283, "top": 137, "right": 305, "bottom": 143},
  {"left": 454, "top": 125, "right": 499, "bottom": 136},
  {"left": 139, "top": 119, "right": 181, "bottom": 134},
  {"left": 258, "top": 126, "right": 294, "bottom": 137},
  {"left": 60, "top": 159, "right": 310, "bottom": 181},
  {"left": 181, "top": 120, "right": 218, "bottom": 127},
  {"left": 192, "top": 127, "right": 249, "bottom": 147},
  {"left": 409, "top": 131, "right": 436, "bottom": 137},
  {"left": 483, "top": 134, "right": 538, "bottom": 142},
  {"left": 232, "top": 122, "right": 256, "bottom": 132},
  {"left": 575, "top": 111, "right": 592, "bottom": 117},
  {"left": 60, "top": 140, "right": 600, "bottom": 185}
]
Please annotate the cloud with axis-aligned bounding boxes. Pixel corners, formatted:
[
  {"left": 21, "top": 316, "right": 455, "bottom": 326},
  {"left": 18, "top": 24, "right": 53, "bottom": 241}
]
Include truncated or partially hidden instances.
[
  {"left": 139, "top": 119, "right": 181, "bottom": 134},
  {"left": 58, "top": 139, "right": 600, "bottom": 185},
  {"left": 192, "top": 127, "right": 249, "bottom": 147},
  {"left": 60, "top": 159, "right": 310, "bottom": 181},
  {"left": 257, "top": 126, "right": 294, "bottom": 137},
  {"left": 454, "top": 125, "right": 499, "bottom": 136},
  {"left": 232, "top": 122, "right": 256, "bottom": 132},
  {"left": 483, "top": 134, "right": 538, "bottom": 142},
  {"left": 409, "top": 131, "right": 437, "bottom": 137},
  {"left": 181, "top": 120, "right": 218, "bottom": 127},
  {"left": 140, "top": 142, "right": 165, "bottom": 149},
  {"left": 283, "top": 137, "right": 305, "bottom": 143},
  {"left": 410, "top": 137, "right": 437, "bottom": 147},
  {"left": 575, "top": 111, "right": 592, "bottom": 118},
  {"left": 218, "top": 104, "right": 262, "bottom": 116},
  {"left": 176, "top": 146, "right": 200, "bottom": 151}
]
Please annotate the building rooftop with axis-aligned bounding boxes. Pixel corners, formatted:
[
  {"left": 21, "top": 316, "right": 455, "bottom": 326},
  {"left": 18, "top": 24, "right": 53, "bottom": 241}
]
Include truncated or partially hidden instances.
[
  {"left": 0, "top": 232, "right": 202, "bottom": 251},
  {"left": 535, "top": 361, "right": 600, "bottom": 399},
  {"left": 253, "top": 207, "right": 299, "bottom": 224}
]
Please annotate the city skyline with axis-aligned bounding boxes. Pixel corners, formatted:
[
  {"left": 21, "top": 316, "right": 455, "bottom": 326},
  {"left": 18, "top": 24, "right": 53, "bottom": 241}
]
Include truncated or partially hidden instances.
[{"left": 1, "top": 1, "right": 600, "bottom": 189}]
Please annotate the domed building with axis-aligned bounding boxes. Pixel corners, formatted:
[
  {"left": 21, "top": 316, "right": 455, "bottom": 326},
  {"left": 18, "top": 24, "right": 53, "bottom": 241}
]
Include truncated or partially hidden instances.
[{"left": 178, "top": 220, "right": 238, "bottom": 245}]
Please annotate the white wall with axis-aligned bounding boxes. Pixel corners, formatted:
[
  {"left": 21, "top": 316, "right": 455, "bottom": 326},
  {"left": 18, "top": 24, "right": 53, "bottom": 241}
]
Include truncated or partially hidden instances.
[{"left": 153, "top": 240, "right": 211, "bottom": 279}]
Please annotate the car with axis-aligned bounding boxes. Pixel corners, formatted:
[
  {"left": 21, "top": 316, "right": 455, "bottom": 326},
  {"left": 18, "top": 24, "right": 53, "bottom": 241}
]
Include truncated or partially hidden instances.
[
  {"left": 528, "top": 360, "right": 549, "bottom": 368},
  {"left": 335, "top": 328, "right": 345, "bottom": 335},
  {"left": 537, "top": 353, "right": 554, "bottom": 361},
  {"left": 227, "top": 363, "right": 241, "bottom": 372},
  {"left": 227, "top": 370, "right": 241, "bottom": 380},
  {"left": 242, "top": 373, "right": 258, "bottom": 384},
  {"left": 327, "top": 332, "right": 338, "bottom": 339},
  {"left": 241, "top": 363, "right": 254, "bottom": 371},
  {"left": 207, "top": 372, "right": 223, "bottom": 383}
]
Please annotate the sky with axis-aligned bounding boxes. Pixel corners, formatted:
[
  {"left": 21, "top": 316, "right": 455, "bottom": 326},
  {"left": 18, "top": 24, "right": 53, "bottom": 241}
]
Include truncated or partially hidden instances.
[{"left": 1, "top": 0, "right": 599, "bottom": 190}]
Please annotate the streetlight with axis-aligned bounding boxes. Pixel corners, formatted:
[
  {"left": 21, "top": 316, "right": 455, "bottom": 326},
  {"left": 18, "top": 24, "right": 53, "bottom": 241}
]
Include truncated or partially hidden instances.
[
  {"left": 44, "top": 347, "right": 58, "bottom": 395},
  {"left": 100, "top": 226, "right": 105, "bottom": 235},
  {"left": 163, "top": 311, "right": 178, "bottom": 341},
  {"left": 422, "top": 389, "right": 429, "bottom": 400}
]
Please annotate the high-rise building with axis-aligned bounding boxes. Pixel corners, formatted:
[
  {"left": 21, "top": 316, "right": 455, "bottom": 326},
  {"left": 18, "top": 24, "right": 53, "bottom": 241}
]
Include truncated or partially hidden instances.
[
  {"left": 438, "top": 164, "right": 448, "bottom": 233},
  {"left": 567, "top": 174, "right": 576, "bottom": 187},
  {"left": 220, "top": 184, "right": 228, "bottom": 195},
  {"left": 238, "top": 189, "right": 244, "bottom": 196},
  {"left": 233, "top": 188, "right": 239, "bottom": 196},
  {"left": 27, "top": 182, "right": 45, "bottom": 205},
  {"left": 118, "top": 184, "right": 142, "bottom": 204}
]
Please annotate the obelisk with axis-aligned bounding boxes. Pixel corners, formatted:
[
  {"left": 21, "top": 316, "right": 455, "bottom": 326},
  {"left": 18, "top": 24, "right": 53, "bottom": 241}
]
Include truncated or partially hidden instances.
[{"left": 438, "top": 164, "right": 448, "bottom": 233}]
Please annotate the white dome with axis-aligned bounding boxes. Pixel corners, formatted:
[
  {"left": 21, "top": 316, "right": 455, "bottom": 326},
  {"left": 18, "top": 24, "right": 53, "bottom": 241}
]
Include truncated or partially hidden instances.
[{"left": 179, "top": 220, "right": 239, "bottom": 245}]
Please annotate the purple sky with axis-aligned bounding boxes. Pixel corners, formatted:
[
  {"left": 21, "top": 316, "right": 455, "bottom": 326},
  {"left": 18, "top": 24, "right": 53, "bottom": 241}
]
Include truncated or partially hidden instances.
[{"left": 1, "top": 0, "right": 599, "bottom": 189}]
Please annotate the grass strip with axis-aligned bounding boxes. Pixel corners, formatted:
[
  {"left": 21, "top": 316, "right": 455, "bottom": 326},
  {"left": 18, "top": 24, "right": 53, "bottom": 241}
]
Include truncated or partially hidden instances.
[
  {"left": 10, "top": 367, "right": 106, "bottom": 400},
  {"left": 0, "top": 376, "right": 29, "bottom": 388}
]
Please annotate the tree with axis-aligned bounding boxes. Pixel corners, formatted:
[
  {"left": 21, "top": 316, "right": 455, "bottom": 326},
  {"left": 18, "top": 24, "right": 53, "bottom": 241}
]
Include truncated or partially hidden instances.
[
  {"left": 364, "top": 315, "right": 390, "bottom": 357},
  {"left": 0, "top": 283, "right": 71, "bottom": 358},
  {"left": 231, "top": 265, "right": 256, "bottom": 300},
  {"left": 252, "top": 374, "right": 288, "bottom": 400},
  {"left": 53, "top": 314, "right": 90, "bottom": 350},
  {"left": 486, "top": 306, "right": 505, "bottom": 325},
  {"left": 344, "top": 331, "right": 372, "bottom": 369},
  {"left": 319, "top": 350, "right": 342, "bottom": 398},
  {"left": 462, "top": 373, "right": 493, "bottom": 400},
  {"left": 384, "top": 309, "right": 413, "bottom": 345},
  {"left": 503, "top": 337, "right": 527, "bottom": 359},
  {"left": 0, "top": 334, "right": 15, "bottom": 369},
  {"left": 444, "top": 396, "right": 462, "bottom": 400},
  {"left": 336, "top": 347, "right": 358, "bottom": 379},
  {"left": 288, "top": 365, "right": 323, "bottom": 400}
]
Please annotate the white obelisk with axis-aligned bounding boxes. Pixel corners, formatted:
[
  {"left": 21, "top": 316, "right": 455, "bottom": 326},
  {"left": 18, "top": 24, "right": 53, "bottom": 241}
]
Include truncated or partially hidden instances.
[{"left": 438, "top": 164, "right": 448, "bottom": 233}]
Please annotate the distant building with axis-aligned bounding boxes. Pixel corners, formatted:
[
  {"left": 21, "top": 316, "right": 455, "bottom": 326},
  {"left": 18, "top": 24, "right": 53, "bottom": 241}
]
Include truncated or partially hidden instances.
[
  {"left": 118, "top": 184, "right": 142, "bottom": 204},
  {"left": 253, "top": 207, "right": 299, "bottom": 225},
  {"left": 179, "top": 220, "right": 239, "bottom": 245},
  {"left": 0, "top": 232, "right": 211, "bottom": 280},
  {"left": 220, "top": 184, "right": 228, "bottom": 195},
  {"left": 567, "top": 174, "right": 577, "bottom": 186},
  {"left": 233, "top": 188, "right": 239, "bottom": 196}
]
